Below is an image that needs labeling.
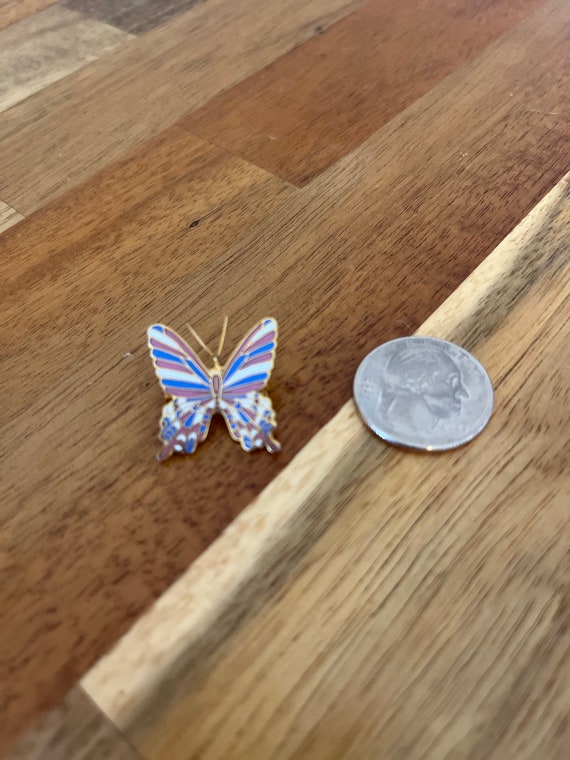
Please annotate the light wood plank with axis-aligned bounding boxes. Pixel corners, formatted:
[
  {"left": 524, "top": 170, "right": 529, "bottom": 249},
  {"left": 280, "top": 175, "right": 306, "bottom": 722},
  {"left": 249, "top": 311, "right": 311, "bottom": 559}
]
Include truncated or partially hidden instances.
[
  {"left": 0, "top": 199, "right": 24, "bottom": 231},
  {"left": 84, "top": 172, "right": 570, "bottom": 760},
  {"left": 0, "top": 6, "right": 131, "bottom": 113},
  {"left": 184, "top": 0, "right": 546, "bottom": 185},
  {"left": 0, "top": 0, "right": 54, "bottom": 32},
  {"left": 62, "top": 0, "right": 207, "bottom": 35},
  {"left": 0, "top": 0, "right": 359, "bottom": 213},
  {"left": 6, "top": 686, "right": 141, "bottom": 759}
]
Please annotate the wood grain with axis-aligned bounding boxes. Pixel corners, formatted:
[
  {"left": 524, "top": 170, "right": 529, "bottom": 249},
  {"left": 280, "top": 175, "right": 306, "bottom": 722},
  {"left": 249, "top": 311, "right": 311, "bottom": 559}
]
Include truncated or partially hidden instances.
[
  {"left": 0, "top": 6, "right": 131, "bottom": 113},
  {"left": 84, "top": 172, "right": 570, "bottom": 760},
  {"left": 1, "top": 3, "right": 569, "bottom": 751},
  {"left": 2, "top": 0, "right": 569, "bottom": 753},
  {"left": 183, "top": 0, "right": 547, "bottom": 185},
  {"left": 0, "top": 0, "right": 359, "bottom": 213},
  {"left": 62, "top": 0, "right": 205, "bottom": 35},
  {"left": 0, "top": 200, "right": 24, "bottom": 232},
  {"left": 6, "top": 686, "right": 141, "bottom": 760},
  {"left": 0, "top": 0, "right": 55, "bottom": 32},
  {"left": 0, "top": 125, "right": 295, "bottom": 753},
  {"left": 4, "top": 0, "right": 569, "bottom": 425}
]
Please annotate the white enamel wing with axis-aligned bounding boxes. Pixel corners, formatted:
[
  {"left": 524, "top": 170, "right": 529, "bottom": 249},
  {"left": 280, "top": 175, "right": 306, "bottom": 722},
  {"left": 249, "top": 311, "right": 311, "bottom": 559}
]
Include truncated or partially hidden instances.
[{"left": 147, "top": 318, "right": 280, "bottom": 460}]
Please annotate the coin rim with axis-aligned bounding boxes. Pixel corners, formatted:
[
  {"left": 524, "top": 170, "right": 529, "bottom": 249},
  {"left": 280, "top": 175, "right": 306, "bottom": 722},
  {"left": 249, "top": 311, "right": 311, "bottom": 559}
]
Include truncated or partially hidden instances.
[{"left": 353, "top": 336, "right": 494, "bottom": 452}]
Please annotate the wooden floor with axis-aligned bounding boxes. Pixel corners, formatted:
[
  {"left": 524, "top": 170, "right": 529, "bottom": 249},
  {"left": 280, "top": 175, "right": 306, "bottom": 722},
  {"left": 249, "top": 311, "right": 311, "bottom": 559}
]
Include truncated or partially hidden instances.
[{"left": 1, "top": 1, "right": 568, "bottom": 757}]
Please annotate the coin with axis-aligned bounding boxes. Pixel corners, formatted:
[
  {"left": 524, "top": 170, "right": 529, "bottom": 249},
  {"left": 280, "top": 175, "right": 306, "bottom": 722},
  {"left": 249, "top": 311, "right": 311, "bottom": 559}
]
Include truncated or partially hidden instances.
[{"left": 353, "top": 337, "right": 494, "bottom": 451}]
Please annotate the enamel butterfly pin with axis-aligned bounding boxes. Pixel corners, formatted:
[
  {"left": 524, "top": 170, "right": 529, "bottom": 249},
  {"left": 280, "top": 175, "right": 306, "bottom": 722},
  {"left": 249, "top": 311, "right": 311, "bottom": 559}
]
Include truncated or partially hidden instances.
[{"left": 147, "top": 317, "right": 281, "bottom": 460}]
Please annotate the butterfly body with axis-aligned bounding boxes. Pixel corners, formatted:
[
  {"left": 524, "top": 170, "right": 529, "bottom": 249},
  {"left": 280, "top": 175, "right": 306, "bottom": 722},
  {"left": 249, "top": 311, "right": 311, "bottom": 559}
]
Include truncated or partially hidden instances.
[{"left": 147, "top": 318, "right": 280, "bottom": 460}]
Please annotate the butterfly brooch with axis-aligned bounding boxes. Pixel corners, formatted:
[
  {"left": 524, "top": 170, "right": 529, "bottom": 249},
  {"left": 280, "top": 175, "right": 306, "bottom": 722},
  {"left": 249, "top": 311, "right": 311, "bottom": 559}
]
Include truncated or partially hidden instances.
[{"left": 147, "top": 317, "right": 281, "bottom": 460}]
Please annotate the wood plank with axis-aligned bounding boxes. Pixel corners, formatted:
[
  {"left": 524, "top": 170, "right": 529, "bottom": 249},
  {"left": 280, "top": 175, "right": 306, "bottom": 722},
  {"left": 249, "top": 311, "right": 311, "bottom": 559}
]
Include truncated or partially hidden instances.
[
  {"left": 0, "top": 0, "right": 54, "bottom": 32},
  {"left": 0, "top": 0, "right": 359, "bottom": 214},
  {"left": 2, "top": 0, "right": 568, "bottom": 751},
  {"left": 0, "top": 125, "right": 295, "bottom": 753},
  {"left": 182, "top": 0, "right": 547, "bottom": 185},
  {"left": 62, "top": 0, "right": 205, "bottom": 35},
  {"left": 7, "top": 687, "right": 141, "bottom": 760},
  {"left": 84, "top": 172, "right": 570, "bottom": 760},
  {"left": 0, "top": 199, "right": 24, "bottom": 232},
  {"left": 0, "top": 6, "right": 131, "bottom": 113}
]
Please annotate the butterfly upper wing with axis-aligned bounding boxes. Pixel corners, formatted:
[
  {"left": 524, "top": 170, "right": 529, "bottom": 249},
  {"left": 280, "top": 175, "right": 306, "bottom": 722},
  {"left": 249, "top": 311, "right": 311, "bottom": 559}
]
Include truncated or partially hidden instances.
[
  {"left": 147, "top": 324, "right": 212, "bottom": 400},
  {"left": 222, "top": 318, "right": 278, "bottom": 396},
  {"left": 220, "top": 318, "right": 281, "bottom": 453},
  {"left": 147, "top": 324, "right": 214, "bottom": 459}
]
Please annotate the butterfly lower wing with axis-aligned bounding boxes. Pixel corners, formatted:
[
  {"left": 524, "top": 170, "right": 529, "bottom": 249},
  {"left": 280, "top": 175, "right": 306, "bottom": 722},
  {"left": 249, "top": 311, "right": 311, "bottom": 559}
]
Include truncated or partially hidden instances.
[
  {"left": 157, "top": 397, "right": 216, "bottom": 461},
  {"left": 147, "top": 324, "right": 212, "bottom": 400},
  {"left": 220, "top": 392, "right": 280, "bottom": 453}
]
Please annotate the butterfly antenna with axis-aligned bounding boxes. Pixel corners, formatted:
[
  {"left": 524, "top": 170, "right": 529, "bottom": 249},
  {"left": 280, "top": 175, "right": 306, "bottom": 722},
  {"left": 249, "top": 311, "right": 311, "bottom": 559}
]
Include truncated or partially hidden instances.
[
  {"left": 186, "top": 323, "right": 215, "bottom": 359},
  {"left": 217, "top": 316, "right": 229, "bottom": 361}
]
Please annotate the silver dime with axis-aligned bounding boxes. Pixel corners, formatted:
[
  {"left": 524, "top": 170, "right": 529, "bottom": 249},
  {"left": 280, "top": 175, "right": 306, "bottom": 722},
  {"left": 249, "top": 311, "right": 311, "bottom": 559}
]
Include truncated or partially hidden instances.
[{"left": 353, "top": 337, "right": 494, "bottom": 451}]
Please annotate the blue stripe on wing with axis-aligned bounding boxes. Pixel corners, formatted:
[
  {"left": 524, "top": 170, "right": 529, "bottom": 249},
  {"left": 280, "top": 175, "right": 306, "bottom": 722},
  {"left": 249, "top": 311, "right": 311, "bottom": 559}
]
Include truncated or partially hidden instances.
[
  {"left": 248, "top": 343, "right": 274, "bottom": 358},
  {"left": 228, "top": 373, "right": 269, "bottom": 389},
  {"left": 151, "top": 349, "right": 186, "bottom": 365},
  {"left": 224, "top": 355, "right": 246, "bottom": 382},
  {"left": 167, "top": 380, "right": 211, "bottom": 390},
  {"left": 180, "top": 358, "right": 210, "bottom": 383}
]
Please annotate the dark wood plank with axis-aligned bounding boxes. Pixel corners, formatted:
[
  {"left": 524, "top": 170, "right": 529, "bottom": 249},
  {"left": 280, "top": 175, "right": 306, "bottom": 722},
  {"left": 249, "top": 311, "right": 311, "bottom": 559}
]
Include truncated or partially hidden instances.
[
  {"left": 0, "top": 125, "right": 295, "bottom": 754},
  {"left": 1, "top": 0, "right": 568, "bottom": 753},
  {"left": 62, "top": 0, "right": 204, "bottom": 35},
  {"left": 183, "top": 0, "right": 548, "bottom": 185},
  {"left": 0, "top": 0, "right": 358, "bottom": 214},
  {"left": 7, "top": 687, "right": 141, "bottom": 760}
]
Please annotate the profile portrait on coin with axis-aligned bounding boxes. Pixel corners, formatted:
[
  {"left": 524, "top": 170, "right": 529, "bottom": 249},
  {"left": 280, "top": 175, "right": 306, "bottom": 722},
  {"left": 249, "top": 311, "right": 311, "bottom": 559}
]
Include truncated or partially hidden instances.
[{"left": 378, "top": 344, "right": 469, "bottom": 429}]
